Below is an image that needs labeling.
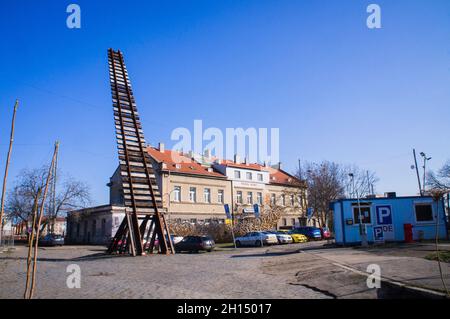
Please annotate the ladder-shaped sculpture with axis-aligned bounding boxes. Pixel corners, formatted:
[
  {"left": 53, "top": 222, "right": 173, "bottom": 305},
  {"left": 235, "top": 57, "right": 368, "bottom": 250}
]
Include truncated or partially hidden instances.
[{"left": 106, "top": 48, "right": 174, "bottom": 256}]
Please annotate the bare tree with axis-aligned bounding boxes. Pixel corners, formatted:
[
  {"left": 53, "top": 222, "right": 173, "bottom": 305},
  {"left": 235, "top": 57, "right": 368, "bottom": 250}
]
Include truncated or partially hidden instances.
[
  {"left": 427, "top": 161, "right": 450, "bottom": 191},
  {"left": 342, "top": 164, "right": 379, "bottom": 198},
  {"left": 296, "top": 161, "right": 378, "bottom": 228},
  {"left": 6, "top": 166, "right": 91, "bottom": 234}
]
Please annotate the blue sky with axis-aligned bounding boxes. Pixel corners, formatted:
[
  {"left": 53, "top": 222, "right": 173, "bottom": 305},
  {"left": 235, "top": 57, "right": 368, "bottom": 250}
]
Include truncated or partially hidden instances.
[{"left": 0, "top": 0, "right": 449, "bottom": 205}]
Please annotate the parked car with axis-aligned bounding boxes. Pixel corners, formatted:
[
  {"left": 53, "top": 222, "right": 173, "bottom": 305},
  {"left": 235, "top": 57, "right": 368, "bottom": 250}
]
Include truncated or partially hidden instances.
[
  {"left": 235, "top": 231, "right": 278, "bottom": 247},
  {"left": 320, "top": 227, "right": 331, "bottom": 239},
  {"left": 38, "top": 234, "right": 64, "bottom": 247},
  {"left": 170, "top": 234, "right": 184, "bottom": 245},
  {"left": 266, "top": 231, "right": 293, "bottom": 244},
  {"left": 174, "top": 236, "right": 215, "bottom": 253},
  {"left": 287, "top": 230, "right": 308, "bottom": 243},
  {"left": 292, "top": 227, "right": 322, "bottom": 240}
]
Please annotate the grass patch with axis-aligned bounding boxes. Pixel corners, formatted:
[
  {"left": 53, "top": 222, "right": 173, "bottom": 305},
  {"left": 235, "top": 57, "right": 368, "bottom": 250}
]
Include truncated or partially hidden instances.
[{"left": 425, "top": 251, "right": 450, "bottom": 263}]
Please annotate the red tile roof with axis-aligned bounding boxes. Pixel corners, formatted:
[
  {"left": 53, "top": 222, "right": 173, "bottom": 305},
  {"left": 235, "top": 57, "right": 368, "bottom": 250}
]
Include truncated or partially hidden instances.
[
  {"left": 265, "top": 166, "right": 304, "bottom": 187},
  {"left": 147, "top": 147, "right": 226, "bottom": 178},
  {"left": 147, "top": 147, "right": 304, "bottom": 187},
  {"left": 218, "top": 159, "right": 265, "bottom": 171}
]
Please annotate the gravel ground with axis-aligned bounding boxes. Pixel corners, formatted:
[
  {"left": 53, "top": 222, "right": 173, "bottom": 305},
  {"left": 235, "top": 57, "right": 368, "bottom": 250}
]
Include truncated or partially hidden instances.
[{"left": 0, "top": 243, "right": 330, "bottom": 299}]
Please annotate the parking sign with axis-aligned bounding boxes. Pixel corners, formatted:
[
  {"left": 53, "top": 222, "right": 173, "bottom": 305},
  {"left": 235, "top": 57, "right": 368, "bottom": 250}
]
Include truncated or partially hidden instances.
[
  {"left": 376, "top": 206, "right": 392, "bottom": 225},
  {"left": 375, "top": 205, "right": 395, "bottom": 241},
  {"left": 373, "top": 226, "right": 384, "bottom": 242}
]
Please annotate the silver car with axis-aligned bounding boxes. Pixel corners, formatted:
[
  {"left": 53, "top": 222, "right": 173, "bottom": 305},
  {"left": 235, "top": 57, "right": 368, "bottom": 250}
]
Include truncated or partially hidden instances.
[
  {"left": 266, "top": 231, "right": 293, "bottom": 244},
  {"left": 235, "top": 231, "right": 278, "bottom": 247}
]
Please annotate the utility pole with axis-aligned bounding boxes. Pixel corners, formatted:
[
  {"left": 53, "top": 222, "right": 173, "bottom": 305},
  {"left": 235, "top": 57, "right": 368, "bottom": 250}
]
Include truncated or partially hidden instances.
[
  {"left": 413, "top": 149, "right": 422, "bottom": 196},
  {"left": 350, "top": 173, "right": 368, "bottom": 247},
  {"left": 420, "top": 152, "right": 432, "bottom": 195},
  {"left": 366, "top": 170, "right": 371, "bottom": 195},
  {"left": 0, "top": 100, "right": 19, "bottom": 246},
  {"left": 50, "top": 143, "right": 59, "bottom": 234},
  {"left": 298, "top": 159, "right": 302, "bottom": 180}
]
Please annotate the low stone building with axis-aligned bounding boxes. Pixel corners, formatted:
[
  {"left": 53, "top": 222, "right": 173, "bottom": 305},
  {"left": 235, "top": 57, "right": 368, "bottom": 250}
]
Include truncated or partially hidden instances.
[{"left": 66, "top": 205, "right": 125, "bottom": 245}]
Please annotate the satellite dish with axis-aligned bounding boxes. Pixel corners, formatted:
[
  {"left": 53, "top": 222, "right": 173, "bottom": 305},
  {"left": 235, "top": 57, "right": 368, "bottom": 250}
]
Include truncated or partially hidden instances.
[{"left": 410, "top": 165, "right": 415, "bottom": 170}]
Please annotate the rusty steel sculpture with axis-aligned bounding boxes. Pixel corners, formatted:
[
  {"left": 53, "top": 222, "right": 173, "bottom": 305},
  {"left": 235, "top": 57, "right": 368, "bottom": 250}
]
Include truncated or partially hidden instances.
[{"left": 106, "top": 49, "right": 174, "bottom": 256}]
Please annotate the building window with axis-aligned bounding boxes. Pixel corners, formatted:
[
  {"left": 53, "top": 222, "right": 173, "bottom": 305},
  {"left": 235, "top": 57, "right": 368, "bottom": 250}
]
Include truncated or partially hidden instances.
[
  {"left": 236, "top": 191, "right": 243, "bottom": 204},
  {"left": 114, "top": 216, "right": 119, "bottom": 226},
  {"left": 173, "top": 186, "right": 181, "bottom": 202},
  {"left": 218, "top": 190, "right": 224, "bottom": 204},
  {"left": 246, "top": 172, "right": 252, "bottom": 180},
  {"left": 247, "top": 192, "right": 253, "bottom": 204},
  {"left": 283, "top": 218, "right": 287, "bottom": 226},
  {"left": 101, "top": 219, "right": 106, "bottom": 236},
  {"left": 189, "top": 187, "right": 197, "bottom": 202},
  {"left": 92, "top": 220, "right": 97, "bottom": 237},
  {"left": 290, "top": 195, "right": 295, "bottom": 206},
  {"left": 190, "top": 218, "right": 197, "bottom": 224},
  {"left": 281, "top": 195, "right": 286, "bottom": 206},
  {"left": 291, "top": 218, "right": 296, "bottom": 226},
  {"left": 204, "top": 188, "right": 211, "bottom": 203},
  {"left": 257, "top": 192, "right": 263, "bottom": 205},
  {"left": 76, "top": 223, "right": 80, "bottom": 237},
  {"left": 234, "top": 170, "right": 241, "bottom": 179},
  {"left": 415, "top": 203, "right": 434, "bottom": 222},
  {"left": 257, "top": 173, "right": 263, "bottom": 182},
  {"left": 353, "top": 206, "right": 371, "bottom": 224},
  {"left": 271, "top": 193, "right": 276, "bottom": 205}
]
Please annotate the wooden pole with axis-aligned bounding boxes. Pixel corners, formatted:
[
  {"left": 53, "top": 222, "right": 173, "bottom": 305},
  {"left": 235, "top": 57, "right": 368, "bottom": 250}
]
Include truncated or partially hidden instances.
[
  {"left": 26, "top": 141, "right": 59, "bottom": 299},
  {"left": 23, "top": 188, "right": 41, "bottom": 299},
  {"left": 413, "top": 149, "right": 423, "bottom": 196},
  {"left": 0, "top": 100, "right": 19, "bottom": 244}
]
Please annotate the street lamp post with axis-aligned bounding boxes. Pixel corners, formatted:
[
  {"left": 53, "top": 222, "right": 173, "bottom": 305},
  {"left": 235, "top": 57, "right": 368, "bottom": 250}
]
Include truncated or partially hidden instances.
[
  {"left": 420, "top": 152, "right": 432, "bottom": 194},
  {"left": 349, "top": 173, "right": 368, "bottom": 247}
]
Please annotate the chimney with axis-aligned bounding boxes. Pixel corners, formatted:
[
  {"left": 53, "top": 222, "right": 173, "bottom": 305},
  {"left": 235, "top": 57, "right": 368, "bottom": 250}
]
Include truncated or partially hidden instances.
[
  {"left": 204, "top": 149, "right": 211, "bottom": 159},
  {"left": 278, "top": 162, "right": 282, "bottom": 170},
  {"left": 158, "top": 142, "right": 165, "bottom": 153},
  {"left": 243, "top": 157, "right": 247, "bottom": 164},
  {"left": 234, "top": 154, "right": 240, "bottom": 164}
]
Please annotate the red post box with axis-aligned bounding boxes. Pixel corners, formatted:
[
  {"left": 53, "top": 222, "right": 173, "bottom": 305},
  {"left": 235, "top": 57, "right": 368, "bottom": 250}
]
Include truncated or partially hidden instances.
[{"left": 404, "top": 224, "right": 413, "bottom": 243}]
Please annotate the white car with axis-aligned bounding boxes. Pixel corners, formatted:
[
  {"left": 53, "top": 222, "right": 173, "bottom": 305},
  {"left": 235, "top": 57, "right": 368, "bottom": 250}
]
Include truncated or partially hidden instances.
[
  {"left": 170, "top": 235, "right": 184, "bottom": 245},
  {"left": 235, "top": 231, "right": 278, "bottom": 247},
  {"left": 266, "top": 231, "right": 293, "bottom": 244}
]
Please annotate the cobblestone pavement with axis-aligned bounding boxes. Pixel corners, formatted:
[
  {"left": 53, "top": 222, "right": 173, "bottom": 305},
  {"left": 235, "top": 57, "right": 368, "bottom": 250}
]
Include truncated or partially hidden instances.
[{"left": 0, "top": 243, "right": 329, "bottom": 299}]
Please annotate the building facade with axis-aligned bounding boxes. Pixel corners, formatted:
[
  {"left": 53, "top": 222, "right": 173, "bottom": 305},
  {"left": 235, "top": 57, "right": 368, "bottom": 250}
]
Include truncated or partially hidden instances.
[{"left": 67, "top": 143, "right": 308, "bottom": 244}]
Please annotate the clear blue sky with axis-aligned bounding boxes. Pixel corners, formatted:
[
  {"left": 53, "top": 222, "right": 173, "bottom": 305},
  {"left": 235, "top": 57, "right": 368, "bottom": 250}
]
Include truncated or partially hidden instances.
[{"left": 0, "top": 0, "right": 449, "bottom": 205}]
